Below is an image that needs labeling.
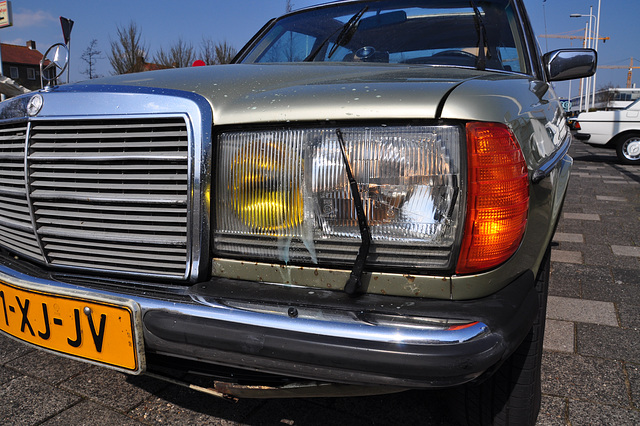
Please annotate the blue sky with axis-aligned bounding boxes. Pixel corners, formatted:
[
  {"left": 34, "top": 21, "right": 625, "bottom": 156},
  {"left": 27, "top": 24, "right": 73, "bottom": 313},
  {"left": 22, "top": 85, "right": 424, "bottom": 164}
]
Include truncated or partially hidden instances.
[{"left": 2, "top": 0, "right": 638, "bottom": 99}]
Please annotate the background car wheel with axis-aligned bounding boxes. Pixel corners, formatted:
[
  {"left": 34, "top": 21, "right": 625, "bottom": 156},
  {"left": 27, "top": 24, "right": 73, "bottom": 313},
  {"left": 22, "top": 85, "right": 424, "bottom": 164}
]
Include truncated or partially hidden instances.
[
  {"left": 616, "top": 133, "right": 640, "bottom": 165},
  {"left": 450, "top": 246, "right": 550, "bottom": 426}
]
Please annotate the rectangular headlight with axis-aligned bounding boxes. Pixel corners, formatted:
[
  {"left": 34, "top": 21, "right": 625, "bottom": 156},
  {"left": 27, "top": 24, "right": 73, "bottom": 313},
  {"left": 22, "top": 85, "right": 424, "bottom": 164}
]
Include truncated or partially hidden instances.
[{"left": 214, "top": 126, "right": 462, "bottom": 271}]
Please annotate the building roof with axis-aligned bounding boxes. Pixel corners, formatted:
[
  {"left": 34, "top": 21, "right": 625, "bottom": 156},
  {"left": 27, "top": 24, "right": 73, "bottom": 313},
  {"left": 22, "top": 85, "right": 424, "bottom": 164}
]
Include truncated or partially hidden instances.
[{"left": 1, "top": 43, "right": 45, "bottom": 66}]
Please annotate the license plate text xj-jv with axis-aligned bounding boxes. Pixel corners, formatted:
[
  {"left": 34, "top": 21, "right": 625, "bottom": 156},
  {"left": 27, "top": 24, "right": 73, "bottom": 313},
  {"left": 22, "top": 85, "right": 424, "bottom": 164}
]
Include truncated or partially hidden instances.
[{"left": 0, "top": 280, "right": 141, "bottom": 372}]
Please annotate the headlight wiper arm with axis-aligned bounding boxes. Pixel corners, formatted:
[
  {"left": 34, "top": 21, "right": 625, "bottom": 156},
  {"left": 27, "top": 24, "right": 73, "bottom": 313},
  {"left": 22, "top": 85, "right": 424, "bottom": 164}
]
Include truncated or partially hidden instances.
[
  {"left": 336, "top": 129, "right": 371, "bottom": 296},
  {"left": 304, "top": 6, "right": 369, "bottom": 62},
  {"left": 469, "top": 0, "right": 490, "bottom": 70}
]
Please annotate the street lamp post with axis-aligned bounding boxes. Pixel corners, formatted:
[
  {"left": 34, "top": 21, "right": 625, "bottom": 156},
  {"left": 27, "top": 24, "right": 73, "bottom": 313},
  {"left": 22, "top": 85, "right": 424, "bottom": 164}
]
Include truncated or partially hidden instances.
[{"left": 571, "top": 0, "right": 601, "bottom": 110}]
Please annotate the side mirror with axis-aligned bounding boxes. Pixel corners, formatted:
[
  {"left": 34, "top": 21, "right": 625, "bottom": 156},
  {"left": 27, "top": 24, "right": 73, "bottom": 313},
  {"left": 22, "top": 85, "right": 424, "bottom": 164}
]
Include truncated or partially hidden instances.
[{"left": 543, "top": 49, "right": 597, "bottom": 82}]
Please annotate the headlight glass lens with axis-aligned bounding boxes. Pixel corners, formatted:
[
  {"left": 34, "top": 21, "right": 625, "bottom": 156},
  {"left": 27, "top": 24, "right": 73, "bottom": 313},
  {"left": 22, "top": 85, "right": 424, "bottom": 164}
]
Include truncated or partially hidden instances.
[{"left": 215, "top": 126, "right": 461, "bottom": 270}]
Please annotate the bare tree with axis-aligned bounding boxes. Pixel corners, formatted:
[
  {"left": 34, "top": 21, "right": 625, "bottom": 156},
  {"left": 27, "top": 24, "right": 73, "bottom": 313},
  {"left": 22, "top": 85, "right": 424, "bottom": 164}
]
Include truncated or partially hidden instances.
[
  {"left": 155, "top": 38, "right": 195, "bottom": 68},
  {"left": 286, "top": 0, "right": 294, "bottom": 12},
  {"left": 200, "top": 38, "right": 237, "bottom": 65},
  {"left": 200, "top": 37, "right": 217, "bottom": 65},
  {"left": 80, "top": 39, "right": 102, "bottom": 79},
  {"left": 214, "top": 40, "right": 237, "bottom": 64},
  {"left": 108, "top": 22, "right": 148, "bottom": 74}
]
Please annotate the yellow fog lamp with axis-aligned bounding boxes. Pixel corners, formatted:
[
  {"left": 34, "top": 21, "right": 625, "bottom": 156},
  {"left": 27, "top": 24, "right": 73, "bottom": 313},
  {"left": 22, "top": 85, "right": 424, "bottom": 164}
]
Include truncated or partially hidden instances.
[{"left": 227, "top": 138, "right": 303, "bottom": 234}]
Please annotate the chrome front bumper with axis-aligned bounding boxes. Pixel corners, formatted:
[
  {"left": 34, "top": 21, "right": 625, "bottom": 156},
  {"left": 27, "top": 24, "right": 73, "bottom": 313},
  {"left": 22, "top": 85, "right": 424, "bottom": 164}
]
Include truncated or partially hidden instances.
[{"left": 0, "top": 258, "right": 538, "bottom": 389}]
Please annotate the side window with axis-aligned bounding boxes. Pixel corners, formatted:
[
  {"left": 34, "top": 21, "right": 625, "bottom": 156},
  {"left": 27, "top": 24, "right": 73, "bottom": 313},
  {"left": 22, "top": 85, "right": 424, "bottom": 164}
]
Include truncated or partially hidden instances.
[
  {"left": 496, "top": 47, "right": 522, "bottom": 72},
  {"left": 257, "top": 31, "right": 316, "bottom": 62},
  {"left": 27, "top": 68, "right": 36, "bottom": 80},
  {"left": 10, "top": 67, "right": 18, "bottom": 79}
]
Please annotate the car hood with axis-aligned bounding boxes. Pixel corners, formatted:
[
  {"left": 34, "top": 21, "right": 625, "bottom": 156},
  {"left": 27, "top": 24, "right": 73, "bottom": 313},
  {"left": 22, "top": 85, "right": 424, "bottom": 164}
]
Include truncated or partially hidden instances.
[{"left": 80, "top": 63, "right": 529, "bottom": 125}]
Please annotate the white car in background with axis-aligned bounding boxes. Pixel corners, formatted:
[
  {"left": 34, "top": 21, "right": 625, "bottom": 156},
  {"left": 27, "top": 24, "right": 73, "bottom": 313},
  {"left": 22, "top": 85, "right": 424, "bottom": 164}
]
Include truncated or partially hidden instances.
[{"left": 575, "top": 98, "right": 640, "bottom": 164}]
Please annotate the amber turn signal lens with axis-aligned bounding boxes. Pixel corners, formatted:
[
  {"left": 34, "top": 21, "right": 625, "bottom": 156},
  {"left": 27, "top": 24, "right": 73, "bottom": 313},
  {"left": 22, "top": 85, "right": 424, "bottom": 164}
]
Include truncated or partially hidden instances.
[{"left": 456, "top": 122, "right": 529, "bottom": 274}]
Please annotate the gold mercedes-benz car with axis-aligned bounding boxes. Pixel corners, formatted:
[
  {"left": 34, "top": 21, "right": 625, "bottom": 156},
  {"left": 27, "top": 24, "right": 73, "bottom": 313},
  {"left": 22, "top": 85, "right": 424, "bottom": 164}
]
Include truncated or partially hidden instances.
[{"left": 0, "top": 1, "right": 595, "bottom": 424}]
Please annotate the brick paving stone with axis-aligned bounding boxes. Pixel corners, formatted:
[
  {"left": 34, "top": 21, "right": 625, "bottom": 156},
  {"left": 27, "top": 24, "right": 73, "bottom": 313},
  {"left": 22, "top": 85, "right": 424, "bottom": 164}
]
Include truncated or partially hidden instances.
[
  {"left": 0, "top": 375, "right": 81, "bottom": 424},
  {"left": 43, "top": 400, "right": 143, "bottom": 426},
  {"left": 542, "top": 352, "right": 629, "bottom": 406},
  {"left": 551, "top": 249, "right": 583, "bottom": 264},
  {"left": 577, "top": 324, "right": 640, "bottom": 363},
  {"left": 612, "top": 245, "right": 640, "bottom": 258},
  {"left": 60, "top": 366, "right": 169, "bottom": 412},
  {"left": 553, "top": 232, "right": 584, "bottom": 243},
  {"left": 0, "top": 334, "right": 33, "bottom": 365},
  {"left": 543, "top": 319, "right": 574, "bottom": 353},
  {"left": 0, "top": 365, "right": 19, "bottom": 386},
  {"left": 131, "top": 384, "right": 267, "bottom": 425},
  {"left": 324, "top": 390, "right": 451, "bottom": 426},
  {"left": 617, "top": 304, "right": 640, "bottom": 331},
  {"left": 568, "top": 400, "right": 640, "bottom": 425},
  {"left": 563, "top": 212, "right": 601, "bottom": 221},
  {"left": 6, "top": 348, "right": 89, "bottom": 386},
  {"left": 537, "top": 396, "right": 568, "bottom": 426},
  {"left": 627, "top": 364, "right": 640, "bottom": 410},
  {"left": 547, "top": 296, "right": 618, "bottom": 326}
]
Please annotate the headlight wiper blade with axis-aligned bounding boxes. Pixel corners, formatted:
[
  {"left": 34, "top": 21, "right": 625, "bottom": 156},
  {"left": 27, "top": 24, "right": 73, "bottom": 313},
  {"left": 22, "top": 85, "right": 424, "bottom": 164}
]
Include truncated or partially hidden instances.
[
  {"left": 304, "top": 6, "right": 369, "bottom": 62},
  {"left": 335, "top": 129, "right": 371, "bottom": 296}
]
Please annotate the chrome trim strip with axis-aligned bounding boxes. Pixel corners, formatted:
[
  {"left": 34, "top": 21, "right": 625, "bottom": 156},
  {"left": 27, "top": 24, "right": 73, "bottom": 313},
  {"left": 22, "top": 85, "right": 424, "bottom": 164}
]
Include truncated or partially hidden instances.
[{"left": 532, "top": 133, "right": 571, "bottom": 183}]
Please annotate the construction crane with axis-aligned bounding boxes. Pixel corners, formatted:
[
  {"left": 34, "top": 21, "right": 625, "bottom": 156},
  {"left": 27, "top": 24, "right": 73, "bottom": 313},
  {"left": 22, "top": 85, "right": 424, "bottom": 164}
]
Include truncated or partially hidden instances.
[
  {"left": 539, "top": 29, "right": 610, "bottom": 44},
  {"left": 598, "top": 58, "right": 640, "bottom": 88}
]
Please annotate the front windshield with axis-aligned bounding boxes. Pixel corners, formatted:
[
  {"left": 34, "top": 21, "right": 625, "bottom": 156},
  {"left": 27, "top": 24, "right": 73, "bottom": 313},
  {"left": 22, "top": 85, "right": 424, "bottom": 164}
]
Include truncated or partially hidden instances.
[{"left": 238, "top": 0, "right": 529, "bottom": 74}]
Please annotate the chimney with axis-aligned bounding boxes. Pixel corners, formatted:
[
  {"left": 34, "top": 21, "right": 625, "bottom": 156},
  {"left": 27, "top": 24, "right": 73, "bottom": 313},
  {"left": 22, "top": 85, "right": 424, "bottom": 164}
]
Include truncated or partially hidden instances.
[{"left": 26, "top": 40, "right": 36, "bottom": 50}]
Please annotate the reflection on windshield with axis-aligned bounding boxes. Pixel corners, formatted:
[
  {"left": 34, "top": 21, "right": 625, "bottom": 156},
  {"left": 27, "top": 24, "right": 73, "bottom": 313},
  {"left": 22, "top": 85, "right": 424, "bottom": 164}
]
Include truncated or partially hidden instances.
[{"left": 238, "top": 0, "right": 528, "bottom": 74}]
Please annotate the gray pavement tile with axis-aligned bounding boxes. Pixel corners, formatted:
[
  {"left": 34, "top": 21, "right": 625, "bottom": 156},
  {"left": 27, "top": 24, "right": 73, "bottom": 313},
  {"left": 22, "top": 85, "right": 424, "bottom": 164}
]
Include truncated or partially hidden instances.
[
  {"left": 596, "top": 195, "right": 628, "bottom": 202},
  {"left": 577, "top": 324, "right": 640, "bottom": 364},
  {"left": 323, "top": 390, "right": 451, "bottom": 425},
  {"left": 612, "top": 245, "right": 640, "bottom": 258},
  {"left": 537, "top": 396, "right": 567, "bottom": 426},
  {"left": 547, "top": 296, "right": 618, "bottom": 326},
  {"left": 6, "top": 348, "right": 89, "bottom": 386},
  {"left": 617, "top": 303, "right": 640, "bottom": 330},
  {"left": 542, "top": 352, "right": 629, "bottom": 406},
  {"left": 0, "top": 365, "right": 19, "bottom": 385},
  {"left": 0, "top": 375, "right": 81, "bottom": 425},
  {"left": 583, "top": 273, "right": 640, "bottom": 306},
  {"left": 42, "top": 400, "right": 143, "bottom": 426},
  {"left": 551, "top": 250, "right": 582, "bottom": 264},
  {"left": 552, "top": 232, "right": 584, "bottom": 243},
  {"left": 568, "top": 400, "right": 640, "bottom": 426},
  {"left": 627, "top": 363, "right": 640, "bottom": 409},
  {"left": 548, "top": 263, "right": 584, "bottom": 298},
  {"left": 544, "top": 319, "right": 574, "bottom": 353},
  {"left": 563, "top": 212, "right": 601, "bottom": 221},
  {"left": 59, "top": 366, "right": 168, "bottom": 412},
  {"left": 0, "top": 334, "right": 34, "bottom": 365},
  {"left": 583, "top": 244, "right": 640, "bottom": 270},
  {"left": 131, "top": 383, "right": 265, "bottom": 425}
]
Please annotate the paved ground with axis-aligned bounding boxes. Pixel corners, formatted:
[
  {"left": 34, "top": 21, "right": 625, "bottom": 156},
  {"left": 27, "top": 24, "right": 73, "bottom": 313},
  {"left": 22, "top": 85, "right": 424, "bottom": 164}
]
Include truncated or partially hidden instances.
[{"left": 1, "top": 139, "right": 639, "bottom": 425}]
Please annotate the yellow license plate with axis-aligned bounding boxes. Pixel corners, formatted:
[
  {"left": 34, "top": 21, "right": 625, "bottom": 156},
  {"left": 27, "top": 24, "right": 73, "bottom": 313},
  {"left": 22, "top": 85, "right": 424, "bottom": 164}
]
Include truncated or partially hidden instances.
[{"left": 0, "top": 280, "right": 142, "bottom": 373}]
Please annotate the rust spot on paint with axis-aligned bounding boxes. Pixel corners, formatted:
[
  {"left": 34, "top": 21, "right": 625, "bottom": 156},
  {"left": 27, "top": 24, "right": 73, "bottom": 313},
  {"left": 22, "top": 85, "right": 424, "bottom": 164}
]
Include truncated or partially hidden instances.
[{"left": 404, "top": 274, "right": 416, "bottom": 283}]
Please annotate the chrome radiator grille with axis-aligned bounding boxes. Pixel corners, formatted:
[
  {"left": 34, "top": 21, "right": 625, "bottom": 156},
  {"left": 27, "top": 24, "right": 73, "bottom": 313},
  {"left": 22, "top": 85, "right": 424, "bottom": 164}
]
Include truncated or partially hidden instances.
[
  {"left": 0, "top": 117, "right": 190, "bottom": 278},
  {"left": 0, "top": 123, "right": 45, "bottom": 261}
]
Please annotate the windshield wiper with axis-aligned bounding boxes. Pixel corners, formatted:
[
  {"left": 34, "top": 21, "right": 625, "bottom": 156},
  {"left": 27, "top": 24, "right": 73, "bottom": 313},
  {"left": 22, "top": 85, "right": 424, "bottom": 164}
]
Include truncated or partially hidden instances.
[
  {"left": 304, "top": 6, "right": 369, "bottom": 62},
  {"left": 469, "top": 0, "right": 490, "bottom": 70},
  {"left": 335, "top": 129, "right": 371, "bottom": 296}
]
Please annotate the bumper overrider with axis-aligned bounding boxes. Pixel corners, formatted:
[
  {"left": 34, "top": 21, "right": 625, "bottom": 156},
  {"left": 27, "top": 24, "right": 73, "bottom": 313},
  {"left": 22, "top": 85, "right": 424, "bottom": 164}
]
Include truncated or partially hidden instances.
[{"left": 0, "top": 255, "right": 538, "bottom": 392}]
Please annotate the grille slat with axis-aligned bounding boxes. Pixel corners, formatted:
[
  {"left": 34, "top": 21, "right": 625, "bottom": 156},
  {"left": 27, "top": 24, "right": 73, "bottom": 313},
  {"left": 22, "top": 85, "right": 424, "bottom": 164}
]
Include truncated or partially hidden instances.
[{"left": 0, "top": 117, "right": 191, "bottom": 278}]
